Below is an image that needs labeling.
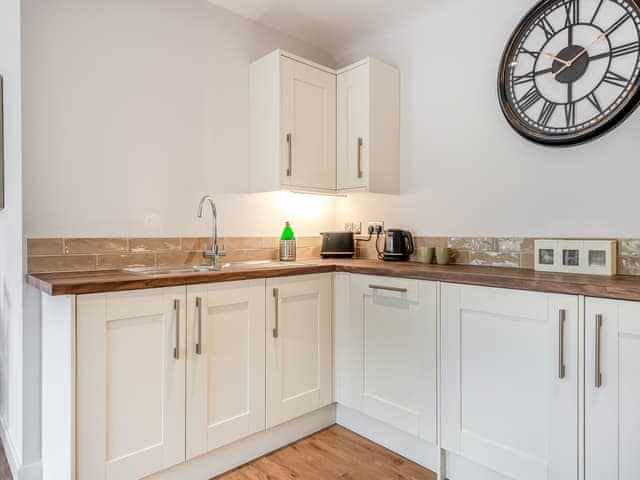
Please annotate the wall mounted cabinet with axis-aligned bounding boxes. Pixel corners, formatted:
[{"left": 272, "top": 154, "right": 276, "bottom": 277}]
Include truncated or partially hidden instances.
[
  {"left": 250, "top": 50, "right": 399, "bottom": 195},
  {"left": 441, "top": 284, "right": 579, "bottom": 480},
  {"left": 337, "top": 60, "right": 400, "bottom": 193}
]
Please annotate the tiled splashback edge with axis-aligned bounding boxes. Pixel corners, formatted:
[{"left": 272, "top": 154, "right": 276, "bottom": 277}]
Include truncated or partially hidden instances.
[{"left": 27, "top": 236, "right": 640, "bottom": 276}]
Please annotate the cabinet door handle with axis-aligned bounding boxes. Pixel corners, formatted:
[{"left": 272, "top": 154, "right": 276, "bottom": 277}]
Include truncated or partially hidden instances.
[
  {"left": 595, "top": 314, "right": 603, "bottom": 388},
  {"left": 195, "top": 297, "right": 203, "bottom": 355},
  {"left": 272, "top": 288, "right": 279, "bottom": 338},
  {"left": 558, "top": 309, "right": 566, "bottom": 379},
  {"left": 173, "top": 299, "right": 180, "bottom": 360},
  {"left": 369, "top": 284, "right": 408, "bottom": 293},
  {"left": 286, "top": 133, "right": 292, "bottom": 177},
  {"left": 357, "top": 137, "right": 363, "bottom": 179}
]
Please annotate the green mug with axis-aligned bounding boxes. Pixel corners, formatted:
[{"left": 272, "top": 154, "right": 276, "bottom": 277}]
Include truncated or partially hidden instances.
[
  {"left": 418, "top": 247, "right": 436, "bottom": 264},
  {"left": 435, "top": 247, "right": 456, "bottom": 265}
]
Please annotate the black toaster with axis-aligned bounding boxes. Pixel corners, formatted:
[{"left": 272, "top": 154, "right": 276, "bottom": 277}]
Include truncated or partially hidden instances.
[{"left": 321, "top": 232, "right": 355, "bottom": 258}]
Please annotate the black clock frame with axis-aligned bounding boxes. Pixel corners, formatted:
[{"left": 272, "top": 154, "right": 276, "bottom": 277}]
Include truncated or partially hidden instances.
[{"left": 498, "top": 0, "right": 640, "bottom": 146}]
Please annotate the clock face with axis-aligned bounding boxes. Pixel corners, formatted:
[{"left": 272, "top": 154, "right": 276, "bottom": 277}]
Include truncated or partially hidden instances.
[{"left": 498, "top": 0, "right": 640, "bottom": 145}]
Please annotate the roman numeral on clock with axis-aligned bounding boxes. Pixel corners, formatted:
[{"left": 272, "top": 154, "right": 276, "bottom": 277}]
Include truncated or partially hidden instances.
[
  {"left": 519, "top": 47, "right": 539, "bottom": 59},
  {"left": 586, "top": 92, "right": 603, "bottom": 112},
  {"left": 564, "top": 103, "right": 576, "bottom": 127},
  {"left": 538, "top": 101, "right": 557, "bottom": 126},
  {"left": 538, "top": 17, "right": 556, "bottom": 39},
  {"left": 518, "top": 86, "right": 543, "bottom": 111},
  {"left": 513, "top": 71, "right": 535, "bottom": 85},
  {"left": 603, "top": 70, "right": 630, "bottom": 88},
  {"left": 590, "top": 41, "right": 640, "bottom": 60},
  {"left": 565, "top": 0, "right": 580, "bottom": 27},
  {"left": 605, "top": 13, "right": 631, "bottom": 36}
]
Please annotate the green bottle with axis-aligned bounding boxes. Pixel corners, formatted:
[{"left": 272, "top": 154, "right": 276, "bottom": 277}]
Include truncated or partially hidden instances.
[{"left": 280, "top": 221, "right": 295, "bottom": 241}]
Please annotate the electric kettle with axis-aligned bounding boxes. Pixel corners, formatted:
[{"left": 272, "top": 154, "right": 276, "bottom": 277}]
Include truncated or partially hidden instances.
[{"left": 378, "top": 229, "right": 415, "bottom": 261}]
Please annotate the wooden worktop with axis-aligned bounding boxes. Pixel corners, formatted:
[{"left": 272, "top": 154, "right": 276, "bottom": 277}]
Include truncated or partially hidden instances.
[{"left": 27, "top": 258, "right": 640, "bottom": 301}]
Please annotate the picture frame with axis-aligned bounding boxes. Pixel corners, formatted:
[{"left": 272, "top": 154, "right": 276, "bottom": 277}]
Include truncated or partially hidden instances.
[{"left": 534, "top": 239, "right": 617, "bottom": 276}]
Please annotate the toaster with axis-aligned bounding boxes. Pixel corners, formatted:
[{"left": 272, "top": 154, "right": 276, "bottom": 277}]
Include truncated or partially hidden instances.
[{"left": 321, "top": 231, "right": 355, "bottom": 258}]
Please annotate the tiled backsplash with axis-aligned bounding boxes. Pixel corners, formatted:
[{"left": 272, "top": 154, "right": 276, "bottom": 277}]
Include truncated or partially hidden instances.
[
  {"left": 27, "top": 237, "right": 322, "bottom": 273},
  {"left": 27, "top": 235, "right": 640, "bottom": 276}
]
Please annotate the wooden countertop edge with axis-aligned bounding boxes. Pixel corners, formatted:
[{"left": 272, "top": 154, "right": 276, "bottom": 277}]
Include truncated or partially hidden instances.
[{"left": 27, "top": 260, "right": 640, "bottom": 302}]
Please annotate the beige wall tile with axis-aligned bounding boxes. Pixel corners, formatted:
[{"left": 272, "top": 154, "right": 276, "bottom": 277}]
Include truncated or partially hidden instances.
[
  {"left": 415, "top": 237, "right": 449, "bottom": 248},
  {"left": 156, "top": 251, "right": 207, "bottom": 267},
  {"left": 223, "top": 237, "right": 265, "bottom": 250},
  {"left": 469, "top": 251, "right": 520, "bottom": 268},
  {"left": 243, "top": 249, "right": 279, "bottom": 262},
  {"left": 498, "top": 238, "right": 527, "bottom": 253},
  {"left": 520, "top": 252, "right": 535, "bottom": 269},
  {"left": 64, "top": 238, "right": 128, "bottom": 254},
  {"left": 129, "top": 238, "right": 181, "bottom": 252},
  {"left": 28, "top": 255, "right": 96, "bottom": 273},
  {"left": 620, "top": 239, "right": 640, "bottom": 257},
  {"left": 296, "top": 237, "right": 323, "bottom": 248},
  {"left": 181, "top": 237, "right": 212, "bottom": 252},
  {"left": 28, "top": 238, "right": 64, "bottom": 256},
  {"left": 618, "top": 256, "right": 640, "bottom": 275},
  {"left": 296, "top": 247, "right": 322, "bottom": 259},
  {"left": 97, "top": 253, "right": 156, "bottom": 270},
  {"left": 449, "top": 237, "right": 496, "bottom": 251}
]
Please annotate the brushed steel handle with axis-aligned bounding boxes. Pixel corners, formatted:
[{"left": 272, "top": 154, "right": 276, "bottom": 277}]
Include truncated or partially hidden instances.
[
  {"left": 173, "top": 299, "right": 180, "bottom": 360},
  {"left": 595, "top": 314, "right": 603, "bottom": 388},
  {"left": 195, "top": 297, "right": 203, "bottom": 355},
  {"left": 357, "top": 137, "right": 363, "bottom": 179},
  {"left": 286, "top": 133, "right": 292, "bottom": 177},
  {"left": 273, "top": 288, "right": 279, "bottom": 338},
  {"left": 558, "top": 309, "right": 566, "bottom": 379},
  {"left": 369, "top": 284, "right": 408, "bottom": 293}
]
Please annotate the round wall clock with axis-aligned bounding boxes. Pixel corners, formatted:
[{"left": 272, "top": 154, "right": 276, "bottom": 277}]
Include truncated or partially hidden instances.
[{"left": 498, "top": 0, "right": 640, "bottom": 145}]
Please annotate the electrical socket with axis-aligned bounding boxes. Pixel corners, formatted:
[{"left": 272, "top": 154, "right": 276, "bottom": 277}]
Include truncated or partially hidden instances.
[
  {"left": 368, "top": 221, "right": 385, "bottom": 234},
  {"left": 344, "top": 222, "right": 362, "bottom": 234}
]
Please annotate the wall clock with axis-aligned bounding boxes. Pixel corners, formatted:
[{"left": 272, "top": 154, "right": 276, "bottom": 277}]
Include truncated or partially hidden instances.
[{"left": 499, "top": 0, "right": 640, "bottom": 145}]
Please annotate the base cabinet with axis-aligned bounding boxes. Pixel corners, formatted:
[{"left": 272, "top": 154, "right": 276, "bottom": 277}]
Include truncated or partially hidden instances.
[
  {"left": 266, "top": 274, "right": 333, "bottom": 428},
  {"left": 186, "top": 280, "right": 266, "bottom": 459},
  {"left": 586, "top": 298, "right": 640, "bottom": 480},
  {"left": 338, "top": 274, "right": 437, "bottom": 443},
  {"left": 441, "top": 283, "right": 578, "bottom": 480},
  {"left": 77, "top": 287, "right": 187, "bottom": 480}
]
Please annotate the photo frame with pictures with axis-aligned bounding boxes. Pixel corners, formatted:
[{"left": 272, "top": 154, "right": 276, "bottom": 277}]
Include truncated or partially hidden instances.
[{"left": 534, "top": 240, "right": 617, "bottom": 276}]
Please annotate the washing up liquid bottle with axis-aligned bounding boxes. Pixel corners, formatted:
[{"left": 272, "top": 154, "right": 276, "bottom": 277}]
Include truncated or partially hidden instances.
[{"left": 280, "top": 221, "right": 296, "bottom": 261}]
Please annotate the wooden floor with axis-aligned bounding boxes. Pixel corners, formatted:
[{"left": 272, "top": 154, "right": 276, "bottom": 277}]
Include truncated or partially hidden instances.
[
  {"left": 216, "top": 425, "right": 436, "bottom": 480},
  {"left": 0, "top": 441, "right": 11, "bottom": 480}
]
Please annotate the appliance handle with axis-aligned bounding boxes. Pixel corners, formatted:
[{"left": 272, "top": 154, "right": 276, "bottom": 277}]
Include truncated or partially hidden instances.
[{"left": 403, "top": 231, "right": 415, "bottom": 256}]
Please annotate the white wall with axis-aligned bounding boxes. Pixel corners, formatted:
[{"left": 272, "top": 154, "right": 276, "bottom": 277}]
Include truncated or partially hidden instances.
[
  {"left": 334, "top": 0, "right": 640, "bottom": 237},
  {"left": 0, "top": 0, "right": 25, "bottom": 475},
  {"left": 22, "top": 0, "right": 337, "bottom": 239}
]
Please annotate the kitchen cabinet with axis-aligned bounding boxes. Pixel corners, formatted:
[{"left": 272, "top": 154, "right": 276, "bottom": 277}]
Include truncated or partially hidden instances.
[
  {"left": 585, "top": 298, "right": 640, "bottom": 480},
  {"left": 337, "top": 59, "right": 400, "bottom": 193},
  {"left": 339, "top": 274, "right": 437, "bottom": 441},
  {"left": 76, "top": 287, "right": 186, "bottom": 480},
  {"left": 185, "top": 280, "right": 266, "bottom": 459},
  {"left": 250, "top": 50, "right": 399, "bottom": 195},
  {"left": 441, "top": 284, "right": 578, "bottom": 480},
  {"left": 250, "top": 50, "right": 337, "bottom": 193},
  {"left": 266, "top": 273, "right": 333, "bottom": 427}
]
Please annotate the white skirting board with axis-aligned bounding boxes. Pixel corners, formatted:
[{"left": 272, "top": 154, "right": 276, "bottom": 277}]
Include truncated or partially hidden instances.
[
  {"left": 145, "top": 404, "right": 336, "bottom": 480},
  {"left": 1, "top": 416, "right": 43, "bottom": 480},
  {"left": 336, "top": 404, "right": 440, "bottom": 473}
]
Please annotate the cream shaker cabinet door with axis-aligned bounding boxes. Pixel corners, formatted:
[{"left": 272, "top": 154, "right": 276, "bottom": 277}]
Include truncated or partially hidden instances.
[
  {"left": 280, "top": 57, "right": 336, "bottom": 191},
  {"left": 345, "top": 275, "right": 437, "bottom": 442},
  {"left": 441, "top": 284, "right": 578, "bottom": 480},
  {"left": 186, "top": 280, "right": 266, "bottom": 459},
  {"left": 337, "top": 63, "right": 369, "bottom": 191},
  {"left": 76, "top": 287, "right": 186, "bottom": 480},
  {"left": 266, "top": 274, "right": 332, "bottom": 428},
  {"left": 586, "top": 298, "right": 640, "bottom": 480}
]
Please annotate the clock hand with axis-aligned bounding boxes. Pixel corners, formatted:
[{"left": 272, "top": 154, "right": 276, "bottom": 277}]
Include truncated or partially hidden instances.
[
  {"left": 554, "top": 25, "right": 623, "bottom": 79},
  {"left": 543, "top": 52, "right": 571, "bottom": 66}
]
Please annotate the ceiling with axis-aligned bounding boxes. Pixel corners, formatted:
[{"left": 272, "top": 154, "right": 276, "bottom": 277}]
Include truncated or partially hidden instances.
[{"left": 207, "top": 0, "right": 427, "bottom": 60}]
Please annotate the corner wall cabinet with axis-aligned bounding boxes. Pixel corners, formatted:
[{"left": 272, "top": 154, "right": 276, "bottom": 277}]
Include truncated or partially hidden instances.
[
  {"left": 250, "top": 50, "right": 399, "bottom": 194},
  {"left": 585, "top": 298, "right": 640, "bottom": 480}
]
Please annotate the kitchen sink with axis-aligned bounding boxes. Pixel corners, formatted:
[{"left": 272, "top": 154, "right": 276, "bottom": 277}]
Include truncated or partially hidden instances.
[{"left": 123, "top": 261, "right": 311, "bottom": 276}]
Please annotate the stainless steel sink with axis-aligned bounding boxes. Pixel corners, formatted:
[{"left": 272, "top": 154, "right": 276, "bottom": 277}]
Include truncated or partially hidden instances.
[{"left": 123, "top": 261, "right": 311, "bottom": 276}]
